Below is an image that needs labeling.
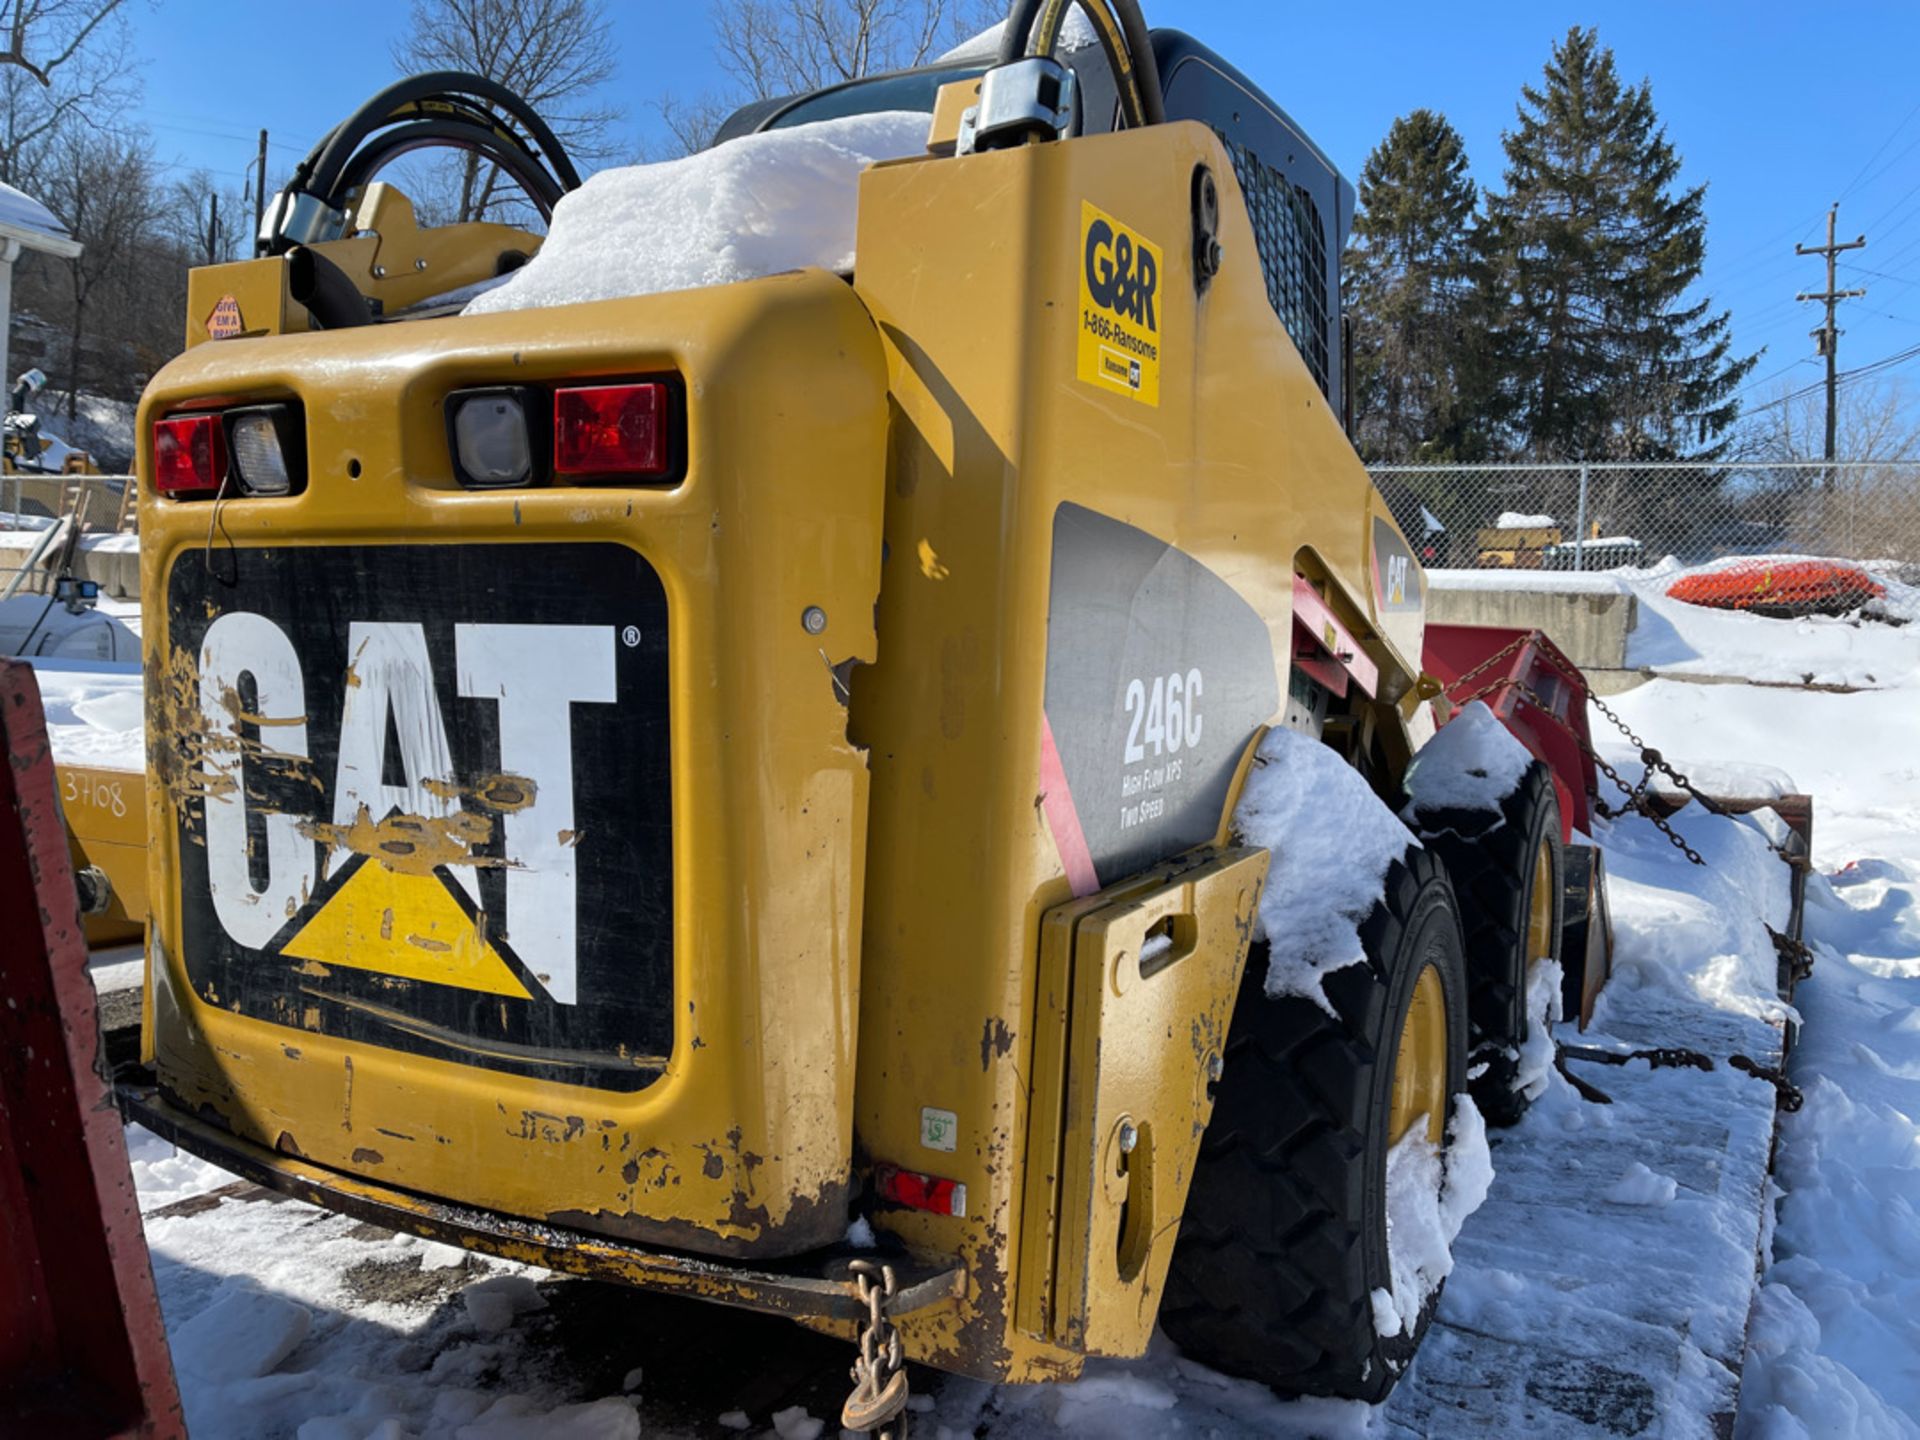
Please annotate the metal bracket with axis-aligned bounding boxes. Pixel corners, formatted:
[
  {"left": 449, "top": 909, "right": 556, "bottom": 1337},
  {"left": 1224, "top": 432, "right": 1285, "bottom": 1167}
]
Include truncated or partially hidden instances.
[
  {"left": 958, "top": 56, "right": 1079, "bottom": 155},
  {"left": 1190, "top": 164, "right": 1222, "bottom": 294},
  {"left": 261, "top": 190, "right": 345, "bottom": 249}
]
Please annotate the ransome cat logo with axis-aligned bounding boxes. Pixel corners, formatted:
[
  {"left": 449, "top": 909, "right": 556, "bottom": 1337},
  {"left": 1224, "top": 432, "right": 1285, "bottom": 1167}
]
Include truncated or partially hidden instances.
[{"left": 1077, "top": 200, "right": 1162, "bottom": 406}]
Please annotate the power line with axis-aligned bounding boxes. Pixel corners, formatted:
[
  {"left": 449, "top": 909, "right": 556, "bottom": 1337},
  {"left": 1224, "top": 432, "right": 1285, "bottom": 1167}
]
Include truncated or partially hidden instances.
[
  {"left": 1838, "top": 97, "right": 1920, "bottom": 202},
  {"left": 1743, "top": 340, "right": 1920, "bottom": 414},
  {"left": 1735, "top": 355, "right": 1817, "bottom": 400}
]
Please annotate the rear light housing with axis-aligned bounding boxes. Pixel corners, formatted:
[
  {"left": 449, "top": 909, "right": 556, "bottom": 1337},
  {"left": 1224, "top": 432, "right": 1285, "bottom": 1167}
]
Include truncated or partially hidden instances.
[
  {"left": 876, "top": 1165, "right": 967, "bottom": 1218},
  {"left": 449, "top": 386, "right": 543, "bottom": 488},
  {"left": 446, "top": 377, "right": 682, "bottom": 490},
  {"left": 224, "top": 403, "right": 305, "bottom": 496},
  {"left": 553, "top": 382, "right": 671, "bottom": 479},
  {"left": 152, "top": 413, "right": 227, "bottom": 497}
]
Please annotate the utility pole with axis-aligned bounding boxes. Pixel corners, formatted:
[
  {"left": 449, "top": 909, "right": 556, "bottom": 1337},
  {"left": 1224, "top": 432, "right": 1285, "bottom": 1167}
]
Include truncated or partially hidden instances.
[
  {"left": 206, "top": 191, "right": 219, "bottom": 265},
  {"left": 254, "top": 129, "right": 269, "bottom": 251},
  {"left": 1795, "top": 204, "right": 1866, "bottom": 469}
]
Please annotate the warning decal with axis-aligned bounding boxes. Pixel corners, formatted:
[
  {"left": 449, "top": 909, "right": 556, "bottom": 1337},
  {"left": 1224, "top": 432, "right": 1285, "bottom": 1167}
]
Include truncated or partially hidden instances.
[
  {"left": 206, "top": 294, "right": 244, "bottom": 340},
  {"left": 1077, "top": 200, "right": 1161, "bottom": 406}
]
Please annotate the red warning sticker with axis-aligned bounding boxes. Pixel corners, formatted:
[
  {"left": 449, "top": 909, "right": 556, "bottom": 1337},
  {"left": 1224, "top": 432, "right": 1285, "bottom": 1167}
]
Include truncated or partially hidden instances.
[{"left": 206, "top": 294, "right": 244, "bottom": 340}]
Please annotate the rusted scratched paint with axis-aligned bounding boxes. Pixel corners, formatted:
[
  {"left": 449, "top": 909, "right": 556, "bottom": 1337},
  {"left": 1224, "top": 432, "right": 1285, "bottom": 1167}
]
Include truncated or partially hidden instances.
[
  {"left": 125, "top": 1085, "right": 962, "bottom": 1325},
  {"left": 546, "top": 1173, "right": 853, "bottom": 1260},
  {"left": 150, "top": 642, "right": 322, "bottom": 813},
  {"left": 300, "top": 803, "right": 499, "bottom": 877},
  {"left": 421, "top": 773, "right": 539, "bottom": 813}
]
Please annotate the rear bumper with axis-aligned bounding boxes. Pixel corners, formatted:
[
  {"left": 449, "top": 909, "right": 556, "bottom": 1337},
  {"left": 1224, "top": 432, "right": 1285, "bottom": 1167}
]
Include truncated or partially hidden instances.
[{"left": 119, "top": 1081, "right": 964, "bottom": 1328}]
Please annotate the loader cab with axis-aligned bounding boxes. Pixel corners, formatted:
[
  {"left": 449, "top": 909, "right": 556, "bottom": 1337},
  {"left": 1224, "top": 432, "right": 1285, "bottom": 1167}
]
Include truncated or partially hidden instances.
[
  {"left": 715, "top": 30, "right": 1355, "bottom": 425},
  {"left": 1151, "top": 32, "right": 1354, "bottom": 424}
]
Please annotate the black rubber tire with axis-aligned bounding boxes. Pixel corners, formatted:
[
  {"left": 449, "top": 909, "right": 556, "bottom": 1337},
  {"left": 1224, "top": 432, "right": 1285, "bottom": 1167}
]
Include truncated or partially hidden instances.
[
  {"left": 1160, "top": 845, "right": 1470, "bottom": 1403},
  {"left": 1415, "top": 760, "right": 1563, "bottom": 1128}
]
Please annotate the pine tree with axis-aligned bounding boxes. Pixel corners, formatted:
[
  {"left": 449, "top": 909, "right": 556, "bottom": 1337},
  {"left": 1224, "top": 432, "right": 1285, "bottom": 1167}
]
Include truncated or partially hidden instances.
[
  {"left": 1482, "top": 27, "right": 1755, "bottom": 461},
  {"left": 1343, "top": 109, "right": 1485, "bottom": 463}
]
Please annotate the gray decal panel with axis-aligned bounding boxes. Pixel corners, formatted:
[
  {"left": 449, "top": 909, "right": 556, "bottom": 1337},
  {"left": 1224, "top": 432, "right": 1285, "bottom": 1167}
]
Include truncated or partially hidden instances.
[
  {"left": 1372, "top": 514, "right": 1424, "bottom": 613},
  {"left": 1044, "top": 504, "right": 1279, "bottom": 882}
]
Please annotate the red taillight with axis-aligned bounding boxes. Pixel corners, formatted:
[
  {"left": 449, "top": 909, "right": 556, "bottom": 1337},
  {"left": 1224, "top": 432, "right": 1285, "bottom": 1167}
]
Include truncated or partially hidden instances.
[
  {"left": 877, "top": 1166, "right": 967, "bottom": 1218},
  {"left": 153, "top": 414, "right": 227, "bottom": 496},
  {"left": 552, "top": 382, "right": 670, "bottom": 478}
]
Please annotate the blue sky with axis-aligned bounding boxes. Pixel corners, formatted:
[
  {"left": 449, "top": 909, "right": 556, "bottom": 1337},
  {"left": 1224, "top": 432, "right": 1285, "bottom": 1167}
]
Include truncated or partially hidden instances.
[{"left": 127, "top": 1, "right": 1920, "bottom": 412}]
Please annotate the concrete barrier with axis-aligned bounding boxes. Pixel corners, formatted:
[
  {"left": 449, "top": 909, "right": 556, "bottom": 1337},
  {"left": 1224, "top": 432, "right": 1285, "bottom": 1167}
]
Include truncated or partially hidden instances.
[
  {"left": 1427, "top": 574, "right": 1642, "bottom": 693},
  {"left": 0, "top": 531, "right": 140, "bottom": 599}
]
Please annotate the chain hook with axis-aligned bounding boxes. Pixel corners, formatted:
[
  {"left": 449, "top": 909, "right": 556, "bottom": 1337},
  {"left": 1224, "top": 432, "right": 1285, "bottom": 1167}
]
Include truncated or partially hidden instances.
[{"left": 842, "top": 1259, "right": 911, "bottom": 1437}]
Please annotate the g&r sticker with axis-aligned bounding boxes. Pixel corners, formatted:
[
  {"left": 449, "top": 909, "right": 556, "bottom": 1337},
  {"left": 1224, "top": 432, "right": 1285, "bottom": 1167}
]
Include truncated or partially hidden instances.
[{"left": 1077, "top": 201, "right": 1161, "bottom": 406}]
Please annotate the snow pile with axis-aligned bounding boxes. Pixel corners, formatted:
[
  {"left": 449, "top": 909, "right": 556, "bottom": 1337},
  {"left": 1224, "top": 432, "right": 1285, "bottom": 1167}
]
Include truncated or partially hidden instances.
[
  {"left": 1741, "top": 866, "right": 1920, "bottom": 1435},
  {"left": 20, "top": 657, "right": 144, "bottom": 770},
  {"left": 1493, "top": 511, "right": 1555, "bottom": 528},
  {"left": 1231, "top": 726, "right": 1415, "bottom": 1007},
  {"left": 1629, "top": 568, "right": 1920, "bottom": 689},
  {"left": 462, "top": 1274, "right": 547, "bottom": 1334},
  {"left": 1372, "top": 1097, "right": 1493, "bottom": 1340},
  {"left": 769, "top": 1405, "right": 828, "bottom": 1440},
  {"left": 0, "top": 177, "right": 72, "bottom": 240},
  {"left": 170, "top": 1282, "right": 313, "bottom": 1383},
  {"left": 1509, "top": 957, "right": 1562, "bottom": 1104},
  {"left": 465, "top": 111, "right": 930, "bottom": 317},
  {"left": 1402, "top": 700, "right": 1533, "bottom": 820},
  {"left": 124, "top": 1123, "right": 229, "bottom": 1209},
  {"left": 1603, "top": 1161, "right": 1679, "bottom": 1208},
  {"left": 126, "top": 1130, "right": 650, "bottom": 1440},
  {"left": 1865, "top": 568, "right": 1920, "bottom": 626}
]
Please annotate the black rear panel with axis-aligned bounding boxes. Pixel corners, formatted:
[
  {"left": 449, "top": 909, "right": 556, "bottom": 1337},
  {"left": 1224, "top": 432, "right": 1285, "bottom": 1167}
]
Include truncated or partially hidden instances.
[{"left": 164, "top": 542, "right": 672, "bottom": 1091}]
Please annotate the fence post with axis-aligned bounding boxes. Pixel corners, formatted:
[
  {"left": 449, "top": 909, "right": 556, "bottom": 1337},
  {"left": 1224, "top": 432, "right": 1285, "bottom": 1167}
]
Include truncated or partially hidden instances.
[{"left": 1573, "top": 463, "right": 1589, "bottom": 572}]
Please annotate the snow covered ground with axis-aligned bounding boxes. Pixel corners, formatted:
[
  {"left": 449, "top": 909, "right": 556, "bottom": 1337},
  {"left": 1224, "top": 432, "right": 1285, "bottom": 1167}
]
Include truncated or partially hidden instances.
[
  {"left": 100, "top": 563, "right": 1920, "bottom": 1437},
  {"left": 1605, "top": 679, "right": 1920, "bottom": 1438}
]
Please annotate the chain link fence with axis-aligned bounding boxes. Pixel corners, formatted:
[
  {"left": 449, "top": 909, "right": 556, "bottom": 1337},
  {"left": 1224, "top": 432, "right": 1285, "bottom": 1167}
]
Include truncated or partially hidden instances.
[{"left": 1366, "top": 461, "right": 1920, "bottom": 577}]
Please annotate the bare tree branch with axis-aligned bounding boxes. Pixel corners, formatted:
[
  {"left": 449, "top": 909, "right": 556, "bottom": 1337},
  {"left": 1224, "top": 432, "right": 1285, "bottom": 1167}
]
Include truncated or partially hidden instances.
[
  {"left": 662, "top": 0, "right": 996, "bottom": 157},
  {"left": 392, "top": 0, "right": 624, "bottom": 223}
]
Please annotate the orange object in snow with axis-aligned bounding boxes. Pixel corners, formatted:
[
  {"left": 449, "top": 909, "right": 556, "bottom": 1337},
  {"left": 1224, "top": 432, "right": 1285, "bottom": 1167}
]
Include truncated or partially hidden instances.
[{"left": 1667, "top": 559, "right": 1885, "bottom": 616}]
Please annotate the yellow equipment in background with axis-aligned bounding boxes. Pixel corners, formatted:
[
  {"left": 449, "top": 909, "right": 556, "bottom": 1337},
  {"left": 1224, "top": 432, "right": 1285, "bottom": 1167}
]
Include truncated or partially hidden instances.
[{"left": 122, "top": 4, "right": 1522, "bottom": 1410}]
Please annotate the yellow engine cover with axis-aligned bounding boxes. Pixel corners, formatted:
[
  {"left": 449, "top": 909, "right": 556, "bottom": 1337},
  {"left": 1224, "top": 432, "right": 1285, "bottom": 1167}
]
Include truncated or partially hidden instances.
[{"left": 138, "top": 270, "right": 887, "bottom": 1258}]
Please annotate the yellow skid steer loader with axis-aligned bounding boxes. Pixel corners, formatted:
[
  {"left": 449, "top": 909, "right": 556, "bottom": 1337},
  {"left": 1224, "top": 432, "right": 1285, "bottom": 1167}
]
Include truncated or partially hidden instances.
[{"left": 122, "top": 1, "right": 1583, "bottom": 1411}]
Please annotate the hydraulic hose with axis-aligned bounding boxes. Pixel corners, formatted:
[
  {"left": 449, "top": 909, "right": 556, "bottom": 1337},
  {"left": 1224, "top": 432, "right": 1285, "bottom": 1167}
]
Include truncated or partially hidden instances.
[
  {"left": 304, "top": 70, "right": 579, "bottom": 204},
  {"left": 332, "top": 121, "right": 568, "bottom": 216},
  {"left": 995, "top": 0, "right": 1165, "bottom": 128},
  {"left": 260, "top": 70, "right": 580, "bottom": 257}
]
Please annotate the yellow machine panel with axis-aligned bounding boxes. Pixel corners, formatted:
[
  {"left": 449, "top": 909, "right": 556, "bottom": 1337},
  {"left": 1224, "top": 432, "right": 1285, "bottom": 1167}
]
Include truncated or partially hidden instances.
[
  {"left": 140, "top": 269, "right": 888, "bottom": 1259},
  {"left": 1018, "top": 846, "right": 1268, "bottom": 1355},
  {"left": 845, "top": 120, "right": 1422, "bottom": 1378},
  {"left": 61, "top": 762, "right": 148, "bottom": 947}
]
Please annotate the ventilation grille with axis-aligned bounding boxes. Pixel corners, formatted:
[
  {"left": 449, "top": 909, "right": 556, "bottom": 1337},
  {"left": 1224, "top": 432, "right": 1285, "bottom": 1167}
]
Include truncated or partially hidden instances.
[{"left": 1217, "top": 133, "right": 1330, "bottom": 398}]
